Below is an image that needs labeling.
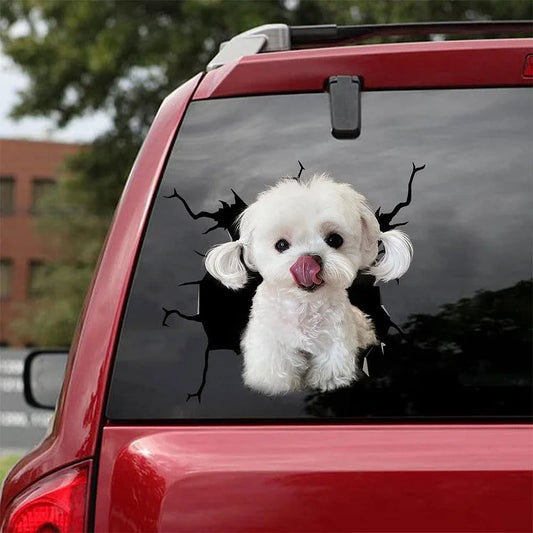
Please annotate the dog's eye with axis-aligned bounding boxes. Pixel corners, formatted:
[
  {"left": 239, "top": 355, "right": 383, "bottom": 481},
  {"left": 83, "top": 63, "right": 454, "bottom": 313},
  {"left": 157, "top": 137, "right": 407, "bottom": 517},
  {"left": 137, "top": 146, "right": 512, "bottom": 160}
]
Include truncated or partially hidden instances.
[
  {"left": 275, "top": 239, "right": 290, "bottom": 253},
  {"left": 325, "top": 233, "right": 343, "bottom": 249}
]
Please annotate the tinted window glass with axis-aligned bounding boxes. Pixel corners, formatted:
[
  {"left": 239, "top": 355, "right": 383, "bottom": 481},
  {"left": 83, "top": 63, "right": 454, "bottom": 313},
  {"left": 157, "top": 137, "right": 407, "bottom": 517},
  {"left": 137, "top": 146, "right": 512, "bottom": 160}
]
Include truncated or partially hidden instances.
[{"left": 107, "top": 89, "right": 532, "bottom": 420}]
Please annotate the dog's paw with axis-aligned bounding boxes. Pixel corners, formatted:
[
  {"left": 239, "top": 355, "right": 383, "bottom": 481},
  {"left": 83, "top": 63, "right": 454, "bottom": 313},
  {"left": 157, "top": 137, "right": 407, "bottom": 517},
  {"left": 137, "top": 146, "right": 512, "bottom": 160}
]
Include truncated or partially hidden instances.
[
  {"left": 318, "top": 375, "right": 355, "bottom": 392},
  {"left": 306, "top": 367, "right": 357, "bottom": 392},
  {"left": 244, "top": 368, "right": 303, "bottom": 395},
  {"left": 244, "top": 376, "right": 303, "bottom": 395}
]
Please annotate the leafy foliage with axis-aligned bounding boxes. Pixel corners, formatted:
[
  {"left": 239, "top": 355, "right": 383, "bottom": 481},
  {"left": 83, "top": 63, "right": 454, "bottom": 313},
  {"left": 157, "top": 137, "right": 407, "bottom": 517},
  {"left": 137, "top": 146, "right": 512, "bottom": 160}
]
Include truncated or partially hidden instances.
[
  {"left": 1, "top": 0, "right": 531, "bottom": 345},
  {"left": 0, "top": 454, "right": 22, "bottom": 484}
]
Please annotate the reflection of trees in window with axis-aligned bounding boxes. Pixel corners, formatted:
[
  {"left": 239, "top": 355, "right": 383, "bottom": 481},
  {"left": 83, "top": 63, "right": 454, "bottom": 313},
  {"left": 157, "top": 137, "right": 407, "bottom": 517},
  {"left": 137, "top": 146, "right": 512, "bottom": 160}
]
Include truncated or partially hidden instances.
[
  {"left": 304, "top": 279, "right": 532, "bottom": 418},
  {"left": 0, "top": 176, "right": 15, "bottom": 216},
  {"left": 31, "top": 177, "right": 56, "bottom": 214},
  {"left": 401, "top": 279, "right": 532, "bottom": 385},
  {"left": 0, "top": 259, "right": 14, "bottom": 299}
]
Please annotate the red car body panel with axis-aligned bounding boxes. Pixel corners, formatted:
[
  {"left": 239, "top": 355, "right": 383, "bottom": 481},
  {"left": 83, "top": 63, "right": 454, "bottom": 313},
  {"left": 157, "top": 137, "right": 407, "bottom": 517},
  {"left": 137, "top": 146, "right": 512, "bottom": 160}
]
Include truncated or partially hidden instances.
[
  {"left": 194, "top": 39, "right": 533, "bottom": 100},
  {"left": 0, "top": 73, "right": 203, "bottom": 511},
  {"left": 2, "top": 37, "right": 532, "bottom": 530},
  {"left": 94, "top": 425, "right": 532, "bottom": 532}
]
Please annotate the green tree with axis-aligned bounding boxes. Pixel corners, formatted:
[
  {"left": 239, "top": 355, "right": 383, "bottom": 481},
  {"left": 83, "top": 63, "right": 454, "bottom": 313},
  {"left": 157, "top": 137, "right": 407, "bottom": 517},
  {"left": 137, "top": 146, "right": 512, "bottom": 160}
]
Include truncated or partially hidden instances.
[{"left": 1, "top": 0, "right": 530, "bottom": 346}]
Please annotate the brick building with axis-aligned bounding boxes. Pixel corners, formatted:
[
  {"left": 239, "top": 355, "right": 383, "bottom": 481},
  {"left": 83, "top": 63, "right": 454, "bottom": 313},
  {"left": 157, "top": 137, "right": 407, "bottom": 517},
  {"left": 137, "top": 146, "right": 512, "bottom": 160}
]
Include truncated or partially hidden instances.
[{"left": 0, "top": 139, "right": 82, "bottom": 346}]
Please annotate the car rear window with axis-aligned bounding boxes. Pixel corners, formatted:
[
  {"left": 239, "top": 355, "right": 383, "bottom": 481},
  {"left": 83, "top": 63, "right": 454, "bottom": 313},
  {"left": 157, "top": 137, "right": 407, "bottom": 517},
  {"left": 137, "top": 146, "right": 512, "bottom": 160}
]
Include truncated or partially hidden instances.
[{"left": 107, "top": 88, "right": 532, "bottom": 421}]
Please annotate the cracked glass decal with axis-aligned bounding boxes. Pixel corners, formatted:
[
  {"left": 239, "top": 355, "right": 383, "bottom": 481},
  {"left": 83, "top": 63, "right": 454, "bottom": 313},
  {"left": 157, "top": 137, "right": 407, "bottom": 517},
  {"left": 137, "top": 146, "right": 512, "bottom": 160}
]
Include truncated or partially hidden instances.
[{"left": 163, "top": 163, "right": 424, "bottom": 401}]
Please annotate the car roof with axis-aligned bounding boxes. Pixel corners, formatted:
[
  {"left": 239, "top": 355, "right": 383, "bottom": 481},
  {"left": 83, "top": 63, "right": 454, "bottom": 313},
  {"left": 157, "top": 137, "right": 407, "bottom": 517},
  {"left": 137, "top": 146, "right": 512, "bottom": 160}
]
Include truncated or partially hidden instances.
[{"left": 195, "top": 38, "right": 533, "bottom": 100}]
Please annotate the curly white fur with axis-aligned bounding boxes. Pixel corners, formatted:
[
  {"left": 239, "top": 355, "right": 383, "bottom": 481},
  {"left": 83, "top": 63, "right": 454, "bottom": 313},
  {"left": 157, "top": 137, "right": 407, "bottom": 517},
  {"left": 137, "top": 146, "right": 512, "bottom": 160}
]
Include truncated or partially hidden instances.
[
  {"left": 369, "top": 229, "right": 414, "bottom": 282},
  {"left": 205, "top": 175, "right": 413, "bottom": 394},
  {"left": 204, "top": 241, "right": 248, "bottom": 290}
]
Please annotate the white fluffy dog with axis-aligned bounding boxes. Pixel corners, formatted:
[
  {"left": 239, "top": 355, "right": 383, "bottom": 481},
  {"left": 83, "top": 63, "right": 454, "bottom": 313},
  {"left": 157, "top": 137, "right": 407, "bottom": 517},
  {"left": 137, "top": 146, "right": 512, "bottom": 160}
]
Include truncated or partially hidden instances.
[{"left": 205, "top": 175, "right": 413, "bottom": 394}]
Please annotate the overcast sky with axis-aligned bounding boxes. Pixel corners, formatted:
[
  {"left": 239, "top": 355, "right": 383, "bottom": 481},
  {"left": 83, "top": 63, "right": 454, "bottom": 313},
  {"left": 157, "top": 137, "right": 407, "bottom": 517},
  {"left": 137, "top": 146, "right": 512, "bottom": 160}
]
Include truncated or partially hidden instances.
[{"left": 0, "top": 49, "right": 110, "bottom": 143}]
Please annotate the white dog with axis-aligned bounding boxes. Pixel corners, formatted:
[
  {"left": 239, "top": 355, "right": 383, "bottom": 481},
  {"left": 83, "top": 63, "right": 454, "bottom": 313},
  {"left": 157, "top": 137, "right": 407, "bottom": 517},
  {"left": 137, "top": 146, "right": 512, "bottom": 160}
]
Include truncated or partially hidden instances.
[{"left": 205, "top": 175, "right": 413, "bottom": 394}]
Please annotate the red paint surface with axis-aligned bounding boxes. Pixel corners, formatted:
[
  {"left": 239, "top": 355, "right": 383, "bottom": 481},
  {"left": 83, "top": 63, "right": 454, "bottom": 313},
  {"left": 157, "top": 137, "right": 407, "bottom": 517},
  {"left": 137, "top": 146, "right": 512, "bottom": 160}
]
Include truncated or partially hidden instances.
[
  {"left": 0, "top": 73, "right": 203, "bottom": 514},
  {"left": 94, "top": 425, "right": 533, "bottom": 532},
  {"left": 194, "top": 39, "right": 533, "bottom": 99}
]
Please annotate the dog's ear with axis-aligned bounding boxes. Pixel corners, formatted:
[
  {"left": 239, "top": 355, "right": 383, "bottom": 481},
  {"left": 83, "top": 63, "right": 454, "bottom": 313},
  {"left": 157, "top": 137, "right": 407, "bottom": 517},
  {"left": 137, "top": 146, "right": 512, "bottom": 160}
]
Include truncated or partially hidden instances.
[
  {"left": 358, "top": 200, "right": 413, "bottom": 282},
  {"left": 369, "top": 229, "right": 413, "bottom": 282},
  {"left": 358, "top": 202, "right": 381, "bottom": 268},
  {"left": 205, "top": 241, "right": 248, "bottom": 290}
]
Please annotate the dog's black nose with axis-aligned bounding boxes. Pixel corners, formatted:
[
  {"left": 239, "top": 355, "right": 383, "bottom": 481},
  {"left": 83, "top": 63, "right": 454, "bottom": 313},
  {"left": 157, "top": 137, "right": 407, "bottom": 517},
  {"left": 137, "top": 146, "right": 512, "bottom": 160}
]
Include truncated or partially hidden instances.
[{"left": 309, "top": 254, "right": 322, "bottom": 267}]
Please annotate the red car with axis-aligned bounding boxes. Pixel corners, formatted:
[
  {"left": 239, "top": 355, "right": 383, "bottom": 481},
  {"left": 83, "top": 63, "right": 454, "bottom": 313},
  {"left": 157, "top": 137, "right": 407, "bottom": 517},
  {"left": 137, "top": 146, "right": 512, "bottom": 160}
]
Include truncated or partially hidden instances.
[{"left": 2, "top": 21, "right": 532, "bottom": 532}]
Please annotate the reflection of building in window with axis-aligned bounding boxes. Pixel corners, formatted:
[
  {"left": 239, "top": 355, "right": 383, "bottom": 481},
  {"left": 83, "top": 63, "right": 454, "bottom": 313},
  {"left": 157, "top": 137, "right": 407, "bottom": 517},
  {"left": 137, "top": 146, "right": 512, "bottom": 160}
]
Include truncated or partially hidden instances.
[
  {"left": 28, "top": 260, "right": 45, "bottom": 298},
  {"left": 0, "top": 259, "right": 13, "bottom": 299},
  {"left": 0, "top": 176, "right": 15, "bottom": 216},
  {"left": 31, "top": 178, "right": 56, "bottom": 214}
]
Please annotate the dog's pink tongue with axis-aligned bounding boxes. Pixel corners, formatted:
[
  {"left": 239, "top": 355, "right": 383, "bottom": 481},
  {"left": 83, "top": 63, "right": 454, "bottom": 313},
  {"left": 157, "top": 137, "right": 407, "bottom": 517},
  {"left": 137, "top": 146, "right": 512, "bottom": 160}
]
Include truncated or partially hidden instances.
[{"left": 290, "top": 255, "right": 322, "bottom": 288}]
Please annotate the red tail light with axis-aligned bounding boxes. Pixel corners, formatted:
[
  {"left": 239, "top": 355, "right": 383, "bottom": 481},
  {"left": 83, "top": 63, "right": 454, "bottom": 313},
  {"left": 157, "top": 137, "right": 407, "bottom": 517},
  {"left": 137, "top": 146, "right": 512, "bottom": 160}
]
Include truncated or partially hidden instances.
[{"left": 2, "top": 462, "right": 90, "bottom": 533}]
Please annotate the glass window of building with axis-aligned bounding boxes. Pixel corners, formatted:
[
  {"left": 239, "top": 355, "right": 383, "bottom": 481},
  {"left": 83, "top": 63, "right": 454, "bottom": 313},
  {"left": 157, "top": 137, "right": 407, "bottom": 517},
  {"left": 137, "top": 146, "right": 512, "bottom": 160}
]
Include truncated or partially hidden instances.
[
  {"left": 0, "top": 259, "right": 14, "bottom": 299},
  {"left": 31, "top": 178, "right": 56, "bottom": 214},
  {"left": 0, "top": 176, "right": 15, "bottom": 216}
]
